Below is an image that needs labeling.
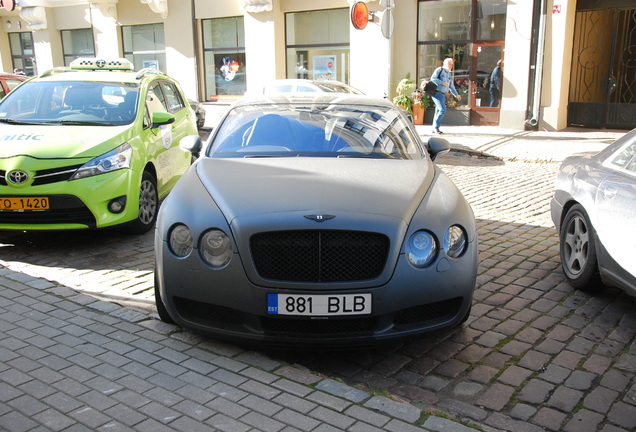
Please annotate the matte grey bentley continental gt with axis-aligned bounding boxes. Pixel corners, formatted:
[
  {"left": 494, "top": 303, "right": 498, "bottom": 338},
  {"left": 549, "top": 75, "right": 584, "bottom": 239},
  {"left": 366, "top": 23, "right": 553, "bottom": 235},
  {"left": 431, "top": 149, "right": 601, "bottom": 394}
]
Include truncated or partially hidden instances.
[{"left": 154, "top": 94, "right": 478, "bottom": 347}]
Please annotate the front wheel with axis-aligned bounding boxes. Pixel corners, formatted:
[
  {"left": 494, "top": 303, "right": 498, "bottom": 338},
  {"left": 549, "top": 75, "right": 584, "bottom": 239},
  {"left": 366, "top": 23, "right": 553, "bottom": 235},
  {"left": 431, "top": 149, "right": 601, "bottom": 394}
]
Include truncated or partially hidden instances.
[
  {"left": 126, "top": 171, "right": 158, "bottom": 234},
  {"left": 559, "top": 204, "right": 601, "bottom": 290}
]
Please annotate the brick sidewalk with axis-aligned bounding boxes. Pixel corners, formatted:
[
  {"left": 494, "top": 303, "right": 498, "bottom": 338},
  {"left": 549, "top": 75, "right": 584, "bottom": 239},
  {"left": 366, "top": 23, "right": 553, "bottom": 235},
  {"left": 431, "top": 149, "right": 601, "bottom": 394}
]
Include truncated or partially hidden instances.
[{"left": 0, "top": 265, "right": 492, "bottom": 431}]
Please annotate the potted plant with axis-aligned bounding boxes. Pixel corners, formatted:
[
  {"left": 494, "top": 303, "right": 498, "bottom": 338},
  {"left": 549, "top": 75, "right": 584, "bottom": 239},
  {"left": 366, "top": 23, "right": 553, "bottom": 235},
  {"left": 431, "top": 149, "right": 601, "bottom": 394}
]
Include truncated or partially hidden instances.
[
  {"left": 392, "top": 73, "right": 415, "bottom": 113},
  {"left": 411, "top": 89, "right": 430, "bottom": 125}
]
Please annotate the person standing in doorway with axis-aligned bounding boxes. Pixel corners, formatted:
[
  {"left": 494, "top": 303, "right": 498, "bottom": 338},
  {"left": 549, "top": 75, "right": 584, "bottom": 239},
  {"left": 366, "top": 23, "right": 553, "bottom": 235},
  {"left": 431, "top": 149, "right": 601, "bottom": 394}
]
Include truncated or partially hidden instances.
[
  {"left": 489, "top": 60, "right": 503, "bottom": 107},
  {"left": 430, "top": 57, "right": 461, "bottom": 134}
]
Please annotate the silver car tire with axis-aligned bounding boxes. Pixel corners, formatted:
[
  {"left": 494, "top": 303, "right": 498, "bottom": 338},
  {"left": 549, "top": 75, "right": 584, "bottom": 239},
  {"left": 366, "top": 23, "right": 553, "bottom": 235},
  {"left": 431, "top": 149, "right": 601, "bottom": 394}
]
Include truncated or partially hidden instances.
[{"left": 560, "top": 204, "right": 600, "bottom": 289}]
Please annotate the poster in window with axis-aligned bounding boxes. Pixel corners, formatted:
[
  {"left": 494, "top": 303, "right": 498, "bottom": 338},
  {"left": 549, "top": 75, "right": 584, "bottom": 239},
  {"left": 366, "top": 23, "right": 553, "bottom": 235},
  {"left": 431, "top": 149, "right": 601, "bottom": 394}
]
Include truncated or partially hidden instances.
[
  {"left": 214, "top": 53, "right": 247, "bottom": 96},
  {"left": 313, "top": 55, "right": 336, "bottom": 80}
]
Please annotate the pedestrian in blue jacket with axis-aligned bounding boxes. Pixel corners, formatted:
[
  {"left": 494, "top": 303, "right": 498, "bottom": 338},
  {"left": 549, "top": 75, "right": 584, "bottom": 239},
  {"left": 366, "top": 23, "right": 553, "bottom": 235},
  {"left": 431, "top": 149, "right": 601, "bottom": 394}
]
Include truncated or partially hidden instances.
[{"left": 430, "top": 57, "right": 461, "bottom": 134}]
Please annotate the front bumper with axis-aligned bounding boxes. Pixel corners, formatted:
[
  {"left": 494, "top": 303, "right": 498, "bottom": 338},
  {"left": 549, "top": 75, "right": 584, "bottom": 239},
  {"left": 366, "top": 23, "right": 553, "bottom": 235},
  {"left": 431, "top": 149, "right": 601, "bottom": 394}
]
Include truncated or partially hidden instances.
[
  {"left": 0, "top": 168, "right": 140, "bottom": 230},
  {"left": 155, "top": 235, "right": 478, "bottom": 348}
]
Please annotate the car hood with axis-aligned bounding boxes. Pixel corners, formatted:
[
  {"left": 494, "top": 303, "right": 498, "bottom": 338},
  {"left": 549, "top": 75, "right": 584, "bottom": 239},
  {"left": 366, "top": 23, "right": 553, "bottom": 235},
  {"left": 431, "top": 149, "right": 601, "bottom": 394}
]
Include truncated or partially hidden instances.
[
  {"left": 0, "top": 124, "right": 130, "bottom": 159},
  {"left": 195, "top": 157, "right": 435, "bottom": 223}
]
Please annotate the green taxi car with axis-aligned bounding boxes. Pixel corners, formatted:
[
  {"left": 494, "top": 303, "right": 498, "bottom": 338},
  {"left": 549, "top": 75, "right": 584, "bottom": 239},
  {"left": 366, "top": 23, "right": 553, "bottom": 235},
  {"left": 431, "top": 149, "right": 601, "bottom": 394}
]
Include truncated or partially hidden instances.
[{"left": 0, "top": 58, "right": 198, "bottom": 233}]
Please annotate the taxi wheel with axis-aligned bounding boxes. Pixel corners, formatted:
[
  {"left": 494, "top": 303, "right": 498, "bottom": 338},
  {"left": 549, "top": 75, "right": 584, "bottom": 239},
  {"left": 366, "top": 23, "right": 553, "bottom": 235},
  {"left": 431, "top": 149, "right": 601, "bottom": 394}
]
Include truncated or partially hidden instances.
[{"left": 128, "top": 171, "right": 158, "bottom": 234}]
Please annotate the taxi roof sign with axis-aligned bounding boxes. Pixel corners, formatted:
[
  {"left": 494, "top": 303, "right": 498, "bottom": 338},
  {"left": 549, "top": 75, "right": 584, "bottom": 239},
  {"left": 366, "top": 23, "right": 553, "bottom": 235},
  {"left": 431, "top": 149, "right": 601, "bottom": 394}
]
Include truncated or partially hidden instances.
[{"left": 70, "top": 58, "right": 135, "bottom": 71}]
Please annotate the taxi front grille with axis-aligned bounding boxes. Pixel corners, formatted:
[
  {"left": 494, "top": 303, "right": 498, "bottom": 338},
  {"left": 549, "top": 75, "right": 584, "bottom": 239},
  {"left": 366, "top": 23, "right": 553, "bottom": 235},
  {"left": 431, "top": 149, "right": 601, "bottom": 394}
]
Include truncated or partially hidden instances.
[
  {"left": 250, "top": 230, "right": 390, "bottom": 283},
  {"left": 32, "top": 165, "right": 83, "bottom": 186}
]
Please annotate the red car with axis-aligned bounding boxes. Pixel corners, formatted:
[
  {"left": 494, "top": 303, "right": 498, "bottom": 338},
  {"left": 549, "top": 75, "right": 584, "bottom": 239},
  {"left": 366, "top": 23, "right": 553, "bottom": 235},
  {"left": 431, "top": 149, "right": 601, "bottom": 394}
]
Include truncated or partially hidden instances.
[{"left": 0, "top": 72, "right": 28, "bottom": 99}]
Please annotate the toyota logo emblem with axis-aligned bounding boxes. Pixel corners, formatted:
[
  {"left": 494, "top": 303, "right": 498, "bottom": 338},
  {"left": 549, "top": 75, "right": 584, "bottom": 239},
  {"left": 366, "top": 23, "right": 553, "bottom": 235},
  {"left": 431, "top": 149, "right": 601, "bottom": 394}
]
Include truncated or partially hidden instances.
[
  {"left": 8, "top": 170, "right": 29, "bottom": 184},
  {"left": 96, "top": 60, "right": 106, "bottom": 68}
]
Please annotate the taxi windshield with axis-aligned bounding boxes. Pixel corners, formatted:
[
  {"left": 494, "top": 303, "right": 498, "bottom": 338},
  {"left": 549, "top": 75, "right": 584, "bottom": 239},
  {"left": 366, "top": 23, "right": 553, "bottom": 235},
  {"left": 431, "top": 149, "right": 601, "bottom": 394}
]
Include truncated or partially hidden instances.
[{"left": 0, "top": 80, "right": 140, "bottom": 126}]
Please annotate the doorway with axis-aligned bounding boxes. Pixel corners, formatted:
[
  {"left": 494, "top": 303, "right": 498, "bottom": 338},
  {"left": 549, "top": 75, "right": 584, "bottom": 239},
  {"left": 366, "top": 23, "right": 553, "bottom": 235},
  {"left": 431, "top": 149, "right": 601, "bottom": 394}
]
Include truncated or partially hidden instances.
[
  {"left": 470, "top": 42, "right": 503, "bottom": 126},
  {"left": 569, "top": 6, "right": 636, "bottom": 129}
]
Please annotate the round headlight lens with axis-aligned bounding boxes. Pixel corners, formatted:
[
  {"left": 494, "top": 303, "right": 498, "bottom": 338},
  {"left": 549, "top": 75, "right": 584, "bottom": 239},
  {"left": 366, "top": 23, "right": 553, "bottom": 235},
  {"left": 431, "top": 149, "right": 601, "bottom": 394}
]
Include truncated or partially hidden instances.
[
  {"left": 200, "top": 229, "right": 233, "bottom": 268},
  {"left": 444, "top": 225, "right": 467, "bottom": 258},
  {"left": 406, "top": 230, "right": 438, "bottom": 268},
  {"left": 169, "top": 224, "right": 193, "bottom": 257}
]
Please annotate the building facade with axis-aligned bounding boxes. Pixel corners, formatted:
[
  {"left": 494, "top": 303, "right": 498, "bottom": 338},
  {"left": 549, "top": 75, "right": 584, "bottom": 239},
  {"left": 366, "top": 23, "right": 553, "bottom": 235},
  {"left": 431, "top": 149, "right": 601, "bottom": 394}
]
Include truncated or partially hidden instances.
[{"left": 0, "top": 0, "right": 634, "bottom": 131}]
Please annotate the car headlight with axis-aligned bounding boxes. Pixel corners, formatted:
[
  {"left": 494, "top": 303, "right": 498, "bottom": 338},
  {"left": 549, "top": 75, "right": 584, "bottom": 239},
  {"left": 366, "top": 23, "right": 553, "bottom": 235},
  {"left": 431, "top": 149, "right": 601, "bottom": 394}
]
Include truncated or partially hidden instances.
[
  {"left": 169, "top": 224, "right": 193, "bottom": 258},
  {"left": 200, "top": 229, "right": 232, "bottom": 268},
  {"left": 406, "top": 230, "right": 438, "bottom": 268},
  {"left": 444, "top": 225, "right": 468, "bottom": 258},
  {"left": 70, "top": 143, "right": 132, "bottom": 180}
]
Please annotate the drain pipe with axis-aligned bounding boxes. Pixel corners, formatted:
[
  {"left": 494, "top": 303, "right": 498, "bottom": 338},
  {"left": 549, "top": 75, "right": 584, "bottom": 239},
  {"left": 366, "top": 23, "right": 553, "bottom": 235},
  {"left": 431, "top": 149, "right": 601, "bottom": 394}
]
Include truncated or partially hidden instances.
[{"left": 527, "top": 0, "right": 547, "bottom": 128}]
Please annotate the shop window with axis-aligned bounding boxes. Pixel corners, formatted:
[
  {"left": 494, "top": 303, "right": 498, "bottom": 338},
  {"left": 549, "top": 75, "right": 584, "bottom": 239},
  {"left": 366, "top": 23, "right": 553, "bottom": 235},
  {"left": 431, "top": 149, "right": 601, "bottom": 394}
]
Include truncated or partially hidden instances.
[
  {"left": 476, "top": 0, "right": 507, "bottom": 40},
  {"left": 202, "top": 17, "right": 246, "bottom": 101},
  {"left": 417, "top": 1, "right": 506, "bottom": 109},
  {"left": 122, "top": 23, "right": 166, "bottom": 71},
  {"left": 9, "top": 32, "right": 35, "bottom": 76},
  {"left": 418, "top": 0, "right": 471, "bottom": 42},
  {"left": 418, "top": 43, "right": 470, "bottom": 106},
  {"left": 61, "top": 29, "right": 96, "bottom": 66},
  {"left": 285, "top": 9, "right": 350, "bottom": 83}
]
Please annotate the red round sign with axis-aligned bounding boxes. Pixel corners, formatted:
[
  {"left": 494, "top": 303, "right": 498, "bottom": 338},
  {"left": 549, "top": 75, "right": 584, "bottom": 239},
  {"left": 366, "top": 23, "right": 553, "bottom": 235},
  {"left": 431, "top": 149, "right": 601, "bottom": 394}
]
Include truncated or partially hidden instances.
[{"left": 351, "top": 2, "right": 369, "bottom": 30}]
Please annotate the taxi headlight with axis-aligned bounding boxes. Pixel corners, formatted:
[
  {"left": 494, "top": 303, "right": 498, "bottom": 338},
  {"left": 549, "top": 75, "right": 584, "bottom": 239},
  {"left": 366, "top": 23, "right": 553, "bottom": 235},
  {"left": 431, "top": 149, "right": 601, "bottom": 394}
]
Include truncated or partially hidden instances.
[
  {"left": 168, "top": 224, "right": 193, "bottom": 258},
  {"left": 444, "top": 225, "right": 467, "bottom": 258},
  {"left": 406, "top": 230, "right": 438, "bottom": 268},
  {"left": 200, "top": 229, "right": 232, "bottom": 268},
  {"left": 70, "top": 143, "right": 132, "bottom": 180}
]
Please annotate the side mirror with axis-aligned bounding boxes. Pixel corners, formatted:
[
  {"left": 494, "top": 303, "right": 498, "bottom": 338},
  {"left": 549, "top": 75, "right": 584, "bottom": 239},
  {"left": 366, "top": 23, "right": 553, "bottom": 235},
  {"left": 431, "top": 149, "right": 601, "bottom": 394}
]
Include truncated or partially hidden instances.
[
  {"left": 151, "top": 111, "right": 176, "bottom": 128},
  {"left": 428, "top": 137, "right": 450, "bottom": 161},
  {"left": 179, "top": 134, "right": 202, "bottom": 158}
]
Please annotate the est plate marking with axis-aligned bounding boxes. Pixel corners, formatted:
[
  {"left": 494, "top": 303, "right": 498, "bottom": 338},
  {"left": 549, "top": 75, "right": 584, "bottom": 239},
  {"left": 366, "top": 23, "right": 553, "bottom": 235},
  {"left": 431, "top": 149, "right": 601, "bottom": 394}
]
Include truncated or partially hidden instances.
[
  {"left": 0, "top": 197, "right": 49, "bottom": 211},
  {"left": 267, "top": 293, "right": 372, "bottom": 316}
]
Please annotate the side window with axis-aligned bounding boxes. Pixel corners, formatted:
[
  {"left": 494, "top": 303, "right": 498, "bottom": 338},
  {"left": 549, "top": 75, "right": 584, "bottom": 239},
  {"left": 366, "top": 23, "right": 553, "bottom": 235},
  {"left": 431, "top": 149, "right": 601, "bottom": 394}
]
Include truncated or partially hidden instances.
[
  {"left": 160, "top": 81, "right": 185, "bottom": 113},
  {"left": 7, "top": 79, "right": 24, "bottom": 92},
  {"left": 144, "top": 82, "right": 168, "bottom": 129},
  {"left": 610, "top": 142, "right": 636, "bottom": 173}
]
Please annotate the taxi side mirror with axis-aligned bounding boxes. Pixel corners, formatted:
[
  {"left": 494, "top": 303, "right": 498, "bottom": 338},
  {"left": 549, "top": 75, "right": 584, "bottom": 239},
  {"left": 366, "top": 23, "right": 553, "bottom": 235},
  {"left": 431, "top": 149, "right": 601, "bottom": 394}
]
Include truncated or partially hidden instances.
[{"left": 151, "top": 111, "right": 175, "bottom": 128}]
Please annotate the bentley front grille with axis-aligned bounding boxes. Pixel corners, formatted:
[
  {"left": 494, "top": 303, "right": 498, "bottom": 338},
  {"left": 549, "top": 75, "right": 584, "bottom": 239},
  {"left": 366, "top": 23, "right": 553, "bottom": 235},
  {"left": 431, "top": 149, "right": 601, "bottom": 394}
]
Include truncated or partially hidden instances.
[{"left": 250, "top": 230, "right": 390, "bottom": 283}]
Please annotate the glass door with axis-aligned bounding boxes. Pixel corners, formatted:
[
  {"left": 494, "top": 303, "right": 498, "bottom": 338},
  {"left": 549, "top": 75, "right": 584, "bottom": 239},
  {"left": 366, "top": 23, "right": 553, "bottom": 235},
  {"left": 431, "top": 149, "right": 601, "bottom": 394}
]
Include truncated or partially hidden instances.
[{"left": 470, "top": 42, "right": 504, "bottom": 125}]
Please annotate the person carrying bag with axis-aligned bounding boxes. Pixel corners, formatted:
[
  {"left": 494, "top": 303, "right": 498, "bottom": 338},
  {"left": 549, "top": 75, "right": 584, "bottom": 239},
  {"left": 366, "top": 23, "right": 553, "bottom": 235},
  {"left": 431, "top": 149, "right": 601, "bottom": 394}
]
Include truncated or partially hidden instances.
[{"left": 429, "top": 57, "right": 461, "bottom": 134}]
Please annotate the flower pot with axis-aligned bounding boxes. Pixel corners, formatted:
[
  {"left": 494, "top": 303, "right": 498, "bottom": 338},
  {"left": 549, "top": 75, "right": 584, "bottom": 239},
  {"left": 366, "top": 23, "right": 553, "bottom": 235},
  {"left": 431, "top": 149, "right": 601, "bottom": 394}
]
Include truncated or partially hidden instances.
[{"left": 412, "top": 104, "right": 425, "bottom": 125}]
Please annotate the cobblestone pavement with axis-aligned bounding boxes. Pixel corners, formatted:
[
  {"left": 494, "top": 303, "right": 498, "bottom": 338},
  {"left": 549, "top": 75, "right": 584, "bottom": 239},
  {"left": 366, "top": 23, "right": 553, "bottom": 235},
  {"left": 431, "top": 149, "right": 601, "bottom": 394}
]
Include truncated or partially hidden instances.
[{"left": 1, "top": 153, "right": 635, "bottom": 432}]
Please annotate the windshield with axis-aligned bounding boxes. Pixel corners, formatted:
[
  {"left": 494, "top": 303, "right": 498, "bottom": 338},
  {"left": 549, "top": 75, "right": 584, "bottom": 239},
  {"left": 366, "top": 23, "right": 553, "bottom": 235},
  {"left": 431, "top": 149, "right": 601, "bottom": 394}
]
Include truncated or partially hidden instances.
[
  {"left": 208, "top": 104, "right": 423, "bottom": 160},
  {"left": 0, "top": 80, "right": 140, "bottom": 126}
]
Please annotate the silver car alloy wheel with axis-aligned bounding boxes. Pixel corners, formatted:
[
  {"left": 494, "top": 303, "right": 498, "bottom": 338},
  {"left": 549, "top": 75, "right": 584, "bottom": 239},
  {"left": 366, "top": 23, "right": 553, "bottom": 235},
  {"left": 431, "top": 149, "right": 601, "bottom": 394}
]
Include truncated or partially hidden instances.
[{"left": 138, "top": 174, "right": 158, "bottom": 225}]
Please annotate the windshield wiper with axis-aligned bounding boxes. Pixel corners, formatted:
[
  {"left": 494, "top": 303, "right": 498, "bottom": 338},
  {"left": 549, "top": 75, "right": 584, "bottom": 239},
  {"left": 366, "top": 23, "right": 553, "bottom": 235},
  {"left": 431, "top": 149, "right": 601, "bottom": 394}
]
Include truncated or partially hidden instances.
[
  {"left": 42, "top": 120, "right": 107, "bottom": 126},
  {"left": 0, "top": 118, "right": 42, "bottom": 125}
]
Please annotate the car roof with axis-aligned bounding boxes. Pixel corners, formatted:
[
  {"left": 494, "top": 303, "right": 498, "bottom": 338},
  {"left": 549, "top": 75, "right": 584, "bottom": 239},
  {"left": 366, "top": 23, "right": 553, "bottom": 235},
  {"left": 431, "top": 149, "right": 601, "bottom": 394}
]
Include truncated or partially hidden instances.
[
  {"left": 31, "top": 58, "right": 172, "bottom": 84},
  {"left": 231, "top": 93, "right": 396, "bottom": 110},
  {"left": 0, "top": 72, "right": 28, "bottom": 80}
]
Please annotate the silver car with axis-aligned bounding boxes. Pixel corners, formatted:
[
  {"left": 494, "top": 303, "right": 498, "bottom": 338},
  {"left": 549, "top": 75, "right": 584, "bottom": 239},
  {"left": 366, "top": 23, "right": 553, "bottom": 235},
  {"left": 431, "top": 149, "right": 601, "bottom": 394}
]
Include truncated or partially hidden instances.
[
  {"left": 154, "top": 94, "right": 478, "bottom": 347},
  {"left": 551, "top": 128, "right": 636, "bottom": 297}
]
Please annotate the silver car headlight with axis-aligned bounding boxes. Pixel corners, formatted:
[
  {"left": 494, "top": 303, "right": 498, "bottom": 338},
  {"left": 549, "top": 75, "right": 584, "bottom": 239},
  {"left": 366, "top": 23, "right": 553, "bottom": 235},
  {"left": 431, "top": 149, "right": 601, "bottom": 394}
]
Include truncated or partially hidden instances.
[
  {"left": 406, "top": 230, "right": 438, "bottom": 268},
  {"left": 169, "top": 224, "right": 193, "bottom": 258},
  {"left": 444, "top": 225, "right": 468, "bottom": 258},
  {"left": 200, "top": 229, "right": 232, "bottom": 268},
  {"left": 70, "top": 143, "right": 132, "bottom": 180}
]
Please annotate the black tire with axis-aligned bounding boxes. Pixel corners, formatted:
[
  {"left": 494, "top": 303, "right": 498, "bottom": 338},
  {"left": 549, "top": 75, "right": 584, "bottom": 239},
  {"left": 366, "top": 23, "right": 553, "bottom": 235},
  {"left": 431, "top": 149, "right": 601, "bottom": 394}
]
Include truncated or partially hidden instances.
[
  {"left": 127, "top": 171, "right": 158, "bottom": 234},
  {"left": 559, "top": 204, "right": 601, "bottom": 289},
  {"left": 154, "top": 270, "right": 175, "bottom": 324}
]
